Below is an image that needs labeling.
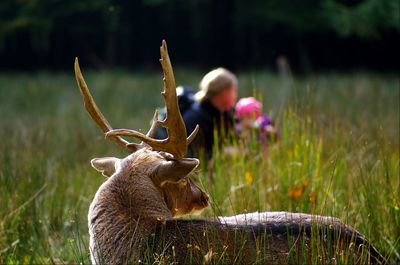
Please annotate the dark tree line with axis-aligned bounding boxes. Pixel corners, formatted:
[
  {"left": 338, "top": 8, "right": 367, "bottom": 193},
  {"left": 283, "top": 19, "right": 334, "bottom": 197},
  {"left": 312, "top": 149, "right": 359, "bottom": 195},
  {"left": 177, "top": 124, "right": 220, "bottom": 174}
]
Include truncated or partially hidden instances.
[{"left": 0, "top": 0, "right": 399, "bottom": 71}]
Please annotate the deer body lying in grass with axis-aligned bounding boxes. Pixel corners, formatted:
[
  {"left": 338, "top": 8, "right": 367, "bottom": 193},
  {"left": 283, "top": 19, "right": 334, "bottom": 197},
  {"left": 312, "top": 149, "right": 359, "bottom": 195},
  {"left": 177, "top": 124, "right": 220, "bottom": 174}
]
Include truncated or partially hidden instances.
[{"left": 75, "top": 41, "right": 386, "bottom": 264}]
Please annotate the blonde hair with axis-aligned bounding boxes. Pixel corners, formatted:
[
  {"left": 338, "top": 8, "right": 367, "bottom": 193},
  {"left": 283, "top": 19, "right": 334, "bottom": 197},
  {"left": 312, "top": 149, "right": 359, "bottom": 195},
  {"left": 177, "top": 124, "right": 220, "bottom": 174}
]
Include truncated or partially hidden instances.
[{"left": 195, "top": 68, "right": 238, "bottom": 103}]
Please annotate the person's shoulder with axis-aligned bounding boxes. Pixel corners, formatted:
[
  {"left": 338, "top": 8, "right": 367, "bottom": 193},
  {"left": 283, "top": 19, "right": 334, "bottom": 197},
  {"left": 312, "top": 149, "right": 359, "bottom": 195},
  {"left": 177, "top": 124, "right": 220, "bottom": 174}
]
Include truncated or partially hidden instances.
[{"left": 183, "top": 102, "right": 201, "bottom": 119}]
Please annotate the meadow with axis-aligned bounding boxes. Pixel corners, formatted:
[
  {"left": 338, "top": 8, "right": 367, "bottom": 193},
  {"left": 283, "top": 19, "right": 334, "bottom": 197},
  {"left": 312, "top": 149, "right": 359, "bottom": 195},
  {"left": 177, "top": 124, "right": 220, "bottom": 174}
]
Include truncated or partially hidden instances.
[{"left": 0, "top": 68, "right": 399, "bottom": 264}]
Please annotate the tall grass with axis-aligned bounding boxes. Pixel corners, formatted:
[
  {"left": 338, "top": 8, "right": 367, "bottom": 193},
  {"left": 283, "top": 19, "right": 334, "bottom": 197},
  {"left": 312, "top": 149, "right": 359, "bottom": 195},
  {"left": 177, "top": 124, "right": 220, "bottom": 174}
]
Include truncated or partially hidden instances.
[{"left": 0, "top": 69, "right": 398, "bottom": 263}]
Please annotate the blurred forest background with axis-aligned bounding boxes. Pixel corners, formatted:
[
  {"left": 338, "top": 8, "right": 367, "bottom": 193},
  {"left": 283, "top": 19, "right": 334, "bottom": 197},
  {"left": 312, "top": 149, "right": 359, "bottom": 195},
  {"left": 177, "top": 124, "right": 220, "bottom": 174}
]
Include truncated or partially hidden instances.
[{"left": 0, "top": 0, "right": 399, "bottom": 72}]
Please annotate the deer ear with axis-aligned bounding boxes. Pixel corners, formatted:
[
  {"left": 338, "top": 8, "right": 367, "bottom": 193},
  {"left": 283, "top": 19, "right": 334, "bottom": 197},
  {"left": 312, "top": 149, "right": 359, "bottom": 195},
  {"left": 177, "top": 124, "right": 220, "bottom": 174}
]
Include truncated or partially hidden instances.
[
  {"left": 156, "top": 158, "right": 199, "bottom": 184},
  {"left": 91, "top": 157, "right": 120, "bottom": 177}
]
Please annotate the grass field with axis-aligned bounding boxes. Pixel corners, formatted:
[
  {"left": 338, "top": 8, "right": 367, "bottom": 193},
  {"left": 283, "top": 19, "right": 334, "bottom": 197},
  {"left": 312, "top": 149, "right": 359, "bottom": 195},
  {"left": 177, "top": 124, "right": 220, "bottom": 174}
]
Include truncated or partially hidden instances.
[{"left": 0, "top": 68, "right": 399, "bottom": 264}]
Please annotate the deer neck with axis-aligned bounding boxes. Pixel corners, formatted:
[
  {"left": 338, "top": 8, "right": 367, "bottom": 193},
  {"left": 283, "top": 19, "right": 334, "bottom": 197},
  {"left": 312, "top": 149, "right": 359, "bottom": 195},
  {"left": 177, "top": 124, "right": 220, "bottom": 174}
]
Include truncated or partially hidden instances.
[
  {"left": 111, "top": 171, "right": 173, "bottom": 221},
  {"left": 89, "top": 171, "right": 173, "bottom": 236}
]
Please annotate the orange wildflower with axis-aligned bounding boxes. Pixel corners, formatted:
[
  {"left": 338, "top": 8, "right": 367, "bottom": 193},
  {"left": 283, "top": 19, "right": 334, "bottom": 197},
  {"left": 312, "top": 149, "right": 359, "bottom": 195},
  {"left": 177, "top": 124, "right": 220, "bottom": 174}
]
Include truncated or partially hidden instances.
[
  {"left": 309, "top": 192, "right": 316, "bottom": 204},
  {"left": 289, "top": 186, "right": 304, "bottom": 201}
]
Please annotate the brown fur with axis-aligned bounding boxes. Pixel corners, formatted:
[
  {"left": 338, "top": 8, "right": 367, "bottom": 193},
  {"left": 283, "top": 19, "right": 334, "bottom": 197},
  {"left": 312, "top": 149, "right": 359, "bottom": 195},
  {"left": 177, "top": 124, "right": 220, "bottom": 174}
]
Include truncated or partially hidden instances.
[
  {"left": 88, "top": 148, "right": 386, "bottom": 264},
  {"left": 88, "top": 148, "right": 208, "bottom": 264}
]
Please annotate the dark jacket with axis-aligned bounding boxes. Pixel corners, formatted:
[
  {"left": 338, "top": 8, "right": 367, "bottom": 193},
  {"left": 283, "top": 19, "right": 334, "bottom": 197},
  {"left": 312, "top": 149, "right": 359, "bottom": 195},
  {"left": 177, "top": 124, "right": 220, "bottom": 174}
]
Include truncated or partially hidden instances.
[{"left": 183, "top": 101, "right": 234, "bottom": 158}]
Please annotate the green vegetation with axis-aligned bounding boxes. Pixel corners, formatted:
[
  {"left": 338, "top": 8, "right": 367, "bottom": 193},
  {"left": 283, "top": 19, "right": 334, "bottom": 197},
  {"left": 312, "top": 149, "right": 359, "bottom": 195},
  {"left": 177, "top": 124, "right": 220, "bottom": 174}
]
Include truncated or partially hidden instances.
[{"left": 0, "top": 70, "right": 399, "bottom": 263}]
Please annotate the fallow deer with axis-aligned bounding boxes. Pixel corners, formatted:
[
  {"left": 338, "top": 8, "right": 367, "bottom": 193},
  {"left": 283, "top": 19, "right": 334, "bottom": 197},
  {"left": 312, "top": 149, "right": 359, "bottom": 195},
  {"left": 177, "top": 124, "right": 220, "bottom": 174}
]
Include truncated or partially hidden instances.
[{"left": 75, "top": 41, "right": 386, "bottom": 264}]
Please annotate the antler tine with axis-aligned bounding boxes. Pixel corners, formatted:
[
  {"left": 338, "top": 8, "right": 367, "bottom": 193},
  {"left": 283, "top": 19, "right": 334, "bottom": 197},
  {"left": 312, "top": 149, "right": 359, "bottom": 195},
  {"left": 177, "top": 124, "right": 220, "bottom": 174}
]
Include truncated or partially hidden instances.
[
  {"left": 106, "top": 40, "right": 199, "bottom": 159},
  {"left": 159, "top": 41, "right": 199, "bottom": 149},
  {"left": 126, "top": 110, "right": 160, "bottom": 150},
  {"left": 74, "top": 58, "right": 138, "bottom": 152}
]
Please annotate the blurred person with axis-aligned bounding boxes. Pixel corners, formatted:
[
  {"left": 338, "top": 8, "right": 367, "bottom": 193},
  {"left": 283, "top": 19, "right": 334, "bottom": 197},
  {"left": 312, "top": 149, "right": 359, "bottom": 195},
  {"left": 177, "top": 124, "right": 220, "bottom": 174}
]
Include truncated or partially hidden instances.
[
  {"left": 183, "top": 67, "right": 238, "bottom": 159},
  {"left": 234, "top": 97, "right": 279, "bottom": 157}
]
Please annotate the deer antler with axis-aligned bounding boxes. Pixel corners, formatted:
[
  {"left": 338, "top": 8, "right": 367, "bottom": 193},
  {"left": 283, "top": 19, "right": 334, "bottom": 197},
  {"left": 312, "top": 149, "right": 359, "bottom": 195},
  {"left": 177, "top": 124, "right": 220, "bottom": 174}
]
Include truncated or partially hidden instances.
[
  {"left": 105, "top": 40, "right": 199, "bottom": 159},
  {"left": 75, "top": 59, "right": 161, "bottom": 152}
]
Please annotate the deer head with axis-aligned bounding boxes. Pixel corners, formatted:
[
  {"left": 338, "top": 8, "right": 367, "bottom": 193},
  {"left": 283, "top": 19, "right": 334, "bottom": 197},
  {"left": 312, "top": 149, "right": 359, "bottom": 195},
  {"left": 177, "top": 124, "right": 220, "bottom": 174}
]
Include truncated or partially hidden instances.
[{"left": 75, "top": 40, "right": 208, "bottom": 217}]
